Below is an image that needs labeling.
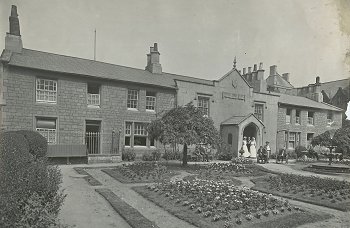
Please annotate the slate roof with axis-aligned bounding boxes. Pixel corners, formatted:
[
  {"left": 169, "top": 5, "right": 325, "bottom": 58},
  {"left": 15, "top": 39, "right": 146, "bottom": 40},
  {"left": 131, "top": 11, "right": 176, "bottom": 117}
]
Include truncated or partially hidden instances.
[
  {"left": 4, "top": 48, "right": 213, "bottom": 89},
  {"left": 278, "top": 93, "right": 343, "bottom": 111},
  {"left": 221, "top": 113, "right": 264, "bottom": 126},
  {"left": 266, "top": 74, "right": 293, "bottom": 88}
]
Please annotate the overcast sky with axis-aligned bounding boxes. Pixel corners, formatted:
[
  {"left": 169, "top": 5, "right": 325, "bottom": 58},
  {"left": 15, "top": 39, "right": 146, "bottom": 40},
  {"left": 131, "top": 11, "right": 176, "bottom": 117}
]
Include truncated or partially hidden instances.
[{"left": 0, "top": 0, "right": 349, "bottom": 87}]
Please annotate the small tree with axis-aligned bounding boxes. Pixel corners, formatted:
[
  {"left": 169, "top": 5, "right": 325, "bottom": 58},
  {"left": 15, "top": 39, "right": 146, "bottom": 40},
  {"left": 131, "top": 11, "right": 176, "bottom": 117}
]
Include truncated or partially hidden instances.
[
  {"left": 147, "top": 103, "right": 221, "bottom": 165},
  {"left": 311, "top": 127, "right": 350, "bottom": 156}
]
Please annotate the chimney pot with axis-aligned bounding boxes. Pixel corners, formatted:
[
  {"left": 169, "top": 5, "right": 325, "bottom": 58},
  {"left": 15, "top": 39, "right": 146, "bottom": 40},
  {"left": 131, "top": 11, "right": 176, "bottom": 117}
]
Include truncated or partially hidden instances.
[
  {"left": 316, "top": 76, "right": 320, "bottom": 84},
  {"left": 248, "top": 67, "right": 252, "bottom": 73},
  {"left": 259, "top": 62, "right": 263, "bottom": 70},
  {"left": 153, "top": 43, "right": 158, "bottom": 52},
  {"left": 243, "top": 68, "right": 246, "bottom": 74},
  {"left": 253, "top": 64, "right": 257, "bottom": 71}
]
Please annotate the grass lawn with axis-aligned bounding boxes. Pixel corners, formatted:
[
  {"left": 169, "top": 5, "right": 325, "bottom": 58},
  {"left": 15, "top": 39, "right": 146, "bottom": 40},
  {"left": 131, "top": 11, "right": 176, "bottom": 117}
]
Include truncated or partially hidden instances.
[
  {"left": 251, "top": 176, "right": 350, "bottom": 212},
  {"left": 96, "top": 188, "right": 159, "bottom": 228},
  {"left": 132, "top": 185, "right": 331, "bottom": 228}
]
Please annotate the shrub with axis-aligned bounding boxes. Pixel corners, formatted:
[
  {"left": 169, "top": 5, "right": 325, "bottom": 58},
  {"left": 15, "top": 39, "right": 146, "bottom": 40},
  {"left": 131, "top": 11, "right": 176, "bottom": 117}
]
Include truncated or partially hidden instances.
[
  {"left": 142, "top": 150, "right": 161, "bottom": 161},
  {"left": 122, "top": 148, "right": 136, "bottom": 161},
  {"left": 0, "top": 131, "right": 65, "bottom": 227},
  {"left": 295, "top": 145, "right": 307, "bottom": 158},
  {"left": 17, "top": 130, "right": 48, "bottom": 159},
  {"left": 216, "top": 144, "right": 234, "bottom": 161},
  {"left": 162, "top": 149, "right": 180, "bottom": 160}
]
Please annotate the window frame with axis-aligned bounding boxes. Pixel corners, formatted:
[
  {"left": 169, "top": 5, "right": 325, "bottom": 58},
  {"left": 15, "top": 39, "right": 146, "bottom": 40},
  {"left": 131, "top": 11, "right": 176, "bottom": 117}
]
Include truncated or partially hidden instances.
[
  {"left": 87, "top": 83, "right": 101, "bottom": 107},
  {"left": 327, "top": 111, "right": 333, "bottom": 124},
  {"left": 124, "top": 121, "right": 154, "bottom": 148},
  {"left": 295, "top": 110, "right": 301, "bottom": 125},
  {"left": 35, "top": 117, "right": 57, "bottom": 144},
  {"left": 146, "top": 91, "right": 156, "bottom": 111},
  {"left": 36, "top": 78, "right": 57, "bottom": 104},
  {"left": 254, "top": 103, "right": 264, "bottom": 121},
  {"left": 286, "top": 108, "right": 291, "bottom": 124},
  {"left": 307, "top": 111, "right": 314, "bottom": 125},
  {"left": 197, "top": 96, "right": 210, "bottom": 117},
  {"left": 127, "top": 89, "right": 139, "bottom": 110}
]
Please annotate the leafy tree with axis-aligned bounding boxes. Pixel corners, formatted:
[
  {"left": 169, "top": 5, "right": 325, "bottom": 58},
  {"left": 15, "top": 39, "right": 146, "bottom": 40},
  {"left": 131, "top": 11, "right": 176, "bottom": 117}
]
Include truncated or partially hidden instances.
[
  {"left": 147, "top": 103, "right": 221, "bottom": 165},
  {"left": 311, "top": 126, "right": 350, "bottom": 156}
]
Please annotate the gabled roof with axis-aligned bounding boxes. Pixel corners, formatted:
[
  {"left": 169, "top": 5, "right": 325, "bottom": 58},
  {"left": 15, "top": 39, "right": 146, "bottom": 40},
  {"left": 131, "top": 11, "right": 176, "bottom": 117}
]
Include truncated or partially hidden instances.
[
  {"left": 217, "top": 68, "right": 253, "bottom": 88},
  {"left": 2, "top": 48, "right": 214, "bottom": 89},
  {"left": 266, "top": 74, "right": 294, "bottom": 89},
  {"left": 221, "top": 113, "right": 264, "bottom": 126},
  {"left": 278, "top": 93, "right": 343, "bottom": 111}
]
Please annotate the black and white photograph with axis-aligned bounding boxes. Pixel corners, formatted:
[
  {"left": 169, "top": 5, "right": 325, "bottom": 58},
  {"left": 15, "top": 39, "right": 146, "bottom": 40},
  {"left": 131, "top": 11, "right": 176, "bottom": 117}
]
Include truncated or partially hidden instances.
[{"left": 0, "top": 0, "right": 350, "bottom": 227}]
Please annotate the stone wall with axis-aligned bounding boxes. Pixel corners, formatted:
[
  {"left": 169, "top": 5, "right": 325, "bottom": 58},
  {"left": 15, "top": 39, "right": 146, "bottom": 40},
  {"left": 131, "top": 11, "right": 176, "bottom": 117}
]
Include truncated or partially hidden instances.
[{"left": 2, "top": 66, "right": 176, "bottom": 154}]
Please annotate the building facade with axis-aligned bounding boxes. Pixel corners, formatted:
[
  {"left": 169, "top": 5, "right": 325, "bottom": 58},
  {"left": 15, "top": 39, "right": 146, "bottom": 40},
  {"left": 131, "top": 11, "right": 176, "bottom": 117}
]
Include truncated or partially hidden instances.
[{"left": 0, "top": 5, "right": 344, "bottom": 161}]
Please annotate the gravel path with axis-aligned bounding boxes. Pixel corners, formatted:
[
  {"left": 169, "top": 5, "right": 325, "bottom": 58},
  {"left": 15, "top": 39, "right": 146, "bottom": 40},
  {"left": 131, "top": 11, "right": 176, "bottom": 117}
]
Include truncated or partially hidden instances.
[
  {"left": 58, "top": 165, "right": 131, "bottom": 228},
  {"left": 87, "top": 169, "right": 197, "bottom": 228}
]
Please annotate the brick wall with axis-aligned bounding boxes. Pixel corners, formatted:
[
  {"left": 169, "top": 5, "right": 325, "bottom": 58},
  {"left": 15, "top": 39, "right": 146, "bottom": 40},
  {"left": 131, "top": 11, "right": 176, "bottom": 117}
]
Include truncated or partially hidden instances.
[{"left": 2, "top": 67, "right": 176, "bottom": 154}]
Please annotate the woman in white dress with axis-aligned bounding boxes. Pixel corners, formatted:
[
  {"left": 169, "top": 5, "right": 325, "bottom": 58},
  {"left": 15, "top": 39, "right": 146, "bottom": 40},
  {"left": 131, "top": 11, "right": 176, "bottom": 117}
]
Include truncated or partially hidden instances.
[
  {"left": 242, "top": 136, "right": 250, "bottom": 157},
  {"left": 249, "top": 137, "right": 257, "bottom": 158}
]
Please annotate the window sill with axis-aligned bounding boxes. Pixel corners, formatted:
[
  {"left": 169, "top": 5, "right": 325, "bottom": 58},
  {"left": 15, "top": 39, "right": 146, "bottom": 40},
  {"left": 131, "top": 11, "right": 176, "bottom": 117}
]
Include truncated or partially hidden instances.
[
  {"left": 36, "top": 101, "right": 57, "bottom": 105},
  {"left": 127, "top": 108, "right": 139, "bottom": 111},
  {"left": 146, "top": 109, "right": 156, "bottom": 112},
  {"left": 88, "top": 105, "right": 100, "bottom": 108}
]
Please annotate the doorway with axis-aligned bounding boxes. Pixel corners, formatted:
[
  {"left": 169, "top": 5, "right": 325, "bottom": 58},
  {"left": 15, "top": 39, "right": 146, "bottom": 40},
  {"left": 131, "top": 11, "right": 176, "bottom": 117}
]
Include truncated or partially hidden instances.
[{"left": 85, "top": 120, "right": 101, "bottom": 154}]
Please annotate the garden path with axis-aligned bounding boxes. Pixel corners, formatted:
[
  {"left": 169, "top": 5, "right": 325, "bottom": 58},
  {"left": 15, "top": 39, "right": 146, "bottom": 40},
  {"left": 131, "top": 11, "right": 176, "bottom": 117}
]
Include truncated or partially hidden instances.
[
  {"left": 58, "top": 165, "right": 132, "bottom": 228},
  {"left": 87, "top": 169, "right": 197, "bottom": 228},
  {"left": 258, "top": 162, "right": 350, "bottom": 182}
]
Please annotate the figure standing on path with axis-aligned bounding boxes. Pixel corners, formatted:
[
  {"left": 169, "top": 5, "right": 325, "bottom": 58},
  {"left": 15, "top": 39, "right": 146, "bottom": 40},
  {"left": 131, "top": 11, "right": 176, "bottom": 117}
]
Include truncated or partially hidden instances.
[
  {"left": 249, "top": 137, "right": 257, "bottom": 158},
  {"left": 242, "top": 136, "right": 250, "bottom": 157},
  {"left": 264, "top": 141, "right": 271, "bottom": 163},
  {"left": 247, "top": 137, "right": 251, "bottom": 153}
]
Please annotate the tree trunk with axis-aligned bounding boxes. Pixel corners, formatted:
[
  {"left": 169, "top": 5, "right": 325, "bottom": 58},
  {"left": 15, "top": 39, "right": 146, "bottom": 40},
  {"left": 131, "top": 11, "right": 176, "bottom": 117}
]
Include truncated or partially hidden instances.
[{"left": 182, "top": 143, "right": 188, "bottom": 166}]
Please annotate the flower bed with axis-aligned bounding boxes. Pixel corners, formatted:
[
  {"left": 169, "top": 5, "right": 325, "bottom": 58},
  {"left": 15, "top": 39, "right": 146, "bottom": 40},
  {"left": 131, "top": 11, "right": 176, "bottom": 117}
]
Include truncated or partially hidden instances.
[
  {"left": 132, "top": 179, "right": 329, "bottom": 227},
  {"left": 252, "top": 173, "right": 350, "bottom": 211},
  {"left": 102, "top": 162, "right": 178, "bottom": 183}
]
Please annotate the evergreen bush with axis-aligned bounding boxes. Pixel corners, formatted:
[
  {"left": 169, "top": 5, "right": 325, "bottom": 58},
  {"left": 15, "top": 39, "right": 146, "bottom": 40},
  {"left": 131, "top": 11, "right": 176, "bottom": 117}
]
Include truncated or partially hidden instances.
[
  {"left": 122, "top": 148, "right": 136, "bottom": 161},
  {"left": 0, "top": 131, "right": 65, "bottom": 227},
  {"left": 17, "top": 130, "right": 47, "bottom": 159}
]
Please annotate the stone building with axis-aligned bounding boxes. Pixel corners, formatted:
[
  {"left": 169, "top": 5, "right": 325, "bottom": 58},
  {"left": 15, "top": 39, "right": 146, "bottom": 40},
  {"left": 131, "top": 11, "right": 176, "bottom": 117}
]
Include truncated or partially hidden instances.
[{"left": 0, "top": 5, "right": 344, "bottom": 161}]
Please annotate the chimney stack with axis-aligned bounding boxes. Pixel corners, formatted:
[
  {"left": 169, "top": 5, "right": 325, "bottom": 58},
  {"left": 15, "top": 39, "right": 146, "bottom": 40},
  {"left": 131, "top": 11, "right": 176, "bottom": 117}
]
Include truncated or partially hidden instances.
[
  {"left": 253, "top": 64, "right": 257, "bottom": 72},
  {"left": 145, "top": 43, "right": 162, "bottom": 74},
  {"left": 243, "top": 68, "right": 246, "bottom": 74},
  {"left": 269, "top": 65, "right": 277, "bottom": 76},
  {"left": 282, "top": 73, "right": 290, "bottom": 82},
  {"left": 5, "top": 5, "right": 22, "bottom": 53}
]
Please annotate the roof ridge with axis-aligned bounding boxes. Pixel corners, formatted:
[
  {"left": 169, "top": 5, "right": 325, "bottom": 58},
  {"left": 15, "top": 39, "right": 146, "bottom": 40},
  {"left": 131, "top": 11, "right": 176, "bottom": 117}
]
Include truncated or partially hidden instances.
[
  {"left": 21, "top": 48, "right": 216, "bottom": 83},
  {"left": 22, "top": 48, "right": 152, "bottom": 73}
]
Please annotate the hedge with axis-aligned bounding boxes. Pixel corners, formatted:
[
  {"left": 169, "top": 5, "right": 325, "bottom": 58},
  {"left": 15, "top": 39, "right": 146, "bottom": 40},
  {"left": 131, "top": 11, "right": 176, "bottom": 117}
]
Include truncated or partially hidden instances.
[{"left": 0, "top": 130, "right": 65, "bottom": 227}]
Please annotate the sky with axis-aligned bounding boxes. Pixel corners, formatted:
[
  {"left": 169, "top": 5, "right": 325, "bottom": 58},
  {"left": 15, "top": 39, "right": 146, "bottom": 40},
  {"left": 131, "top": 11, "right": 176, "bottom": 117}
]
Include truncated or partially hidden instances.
[{"left": 0, "top": 0, "right": 349, "bottom": 87}]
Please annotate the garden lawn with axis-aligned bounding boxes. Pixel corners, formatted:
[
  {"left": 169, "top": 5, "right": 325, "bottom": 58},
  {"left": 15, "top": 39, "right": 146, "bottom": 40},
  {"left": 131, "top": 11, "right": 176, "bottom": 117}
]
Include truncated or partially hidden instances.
[
  {"left": 132, "top": 179, "right": 331, "bottom": 228},
  {"left": 251, "top": 174, "right": 350, "bottom": 212},
  {"left": 101, "top": 162, "right": 179, "bottom": 183}
]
